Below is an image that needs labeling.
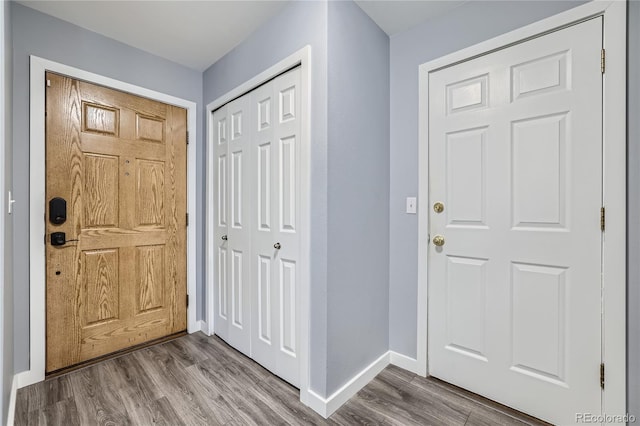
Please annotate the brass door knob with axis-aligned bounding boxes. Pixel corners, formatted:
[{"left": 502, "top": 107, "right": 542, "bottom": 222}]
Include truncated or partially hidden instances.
[
  {"left": 432, "top": 235, "right": 445, "bottom": 247},
  {"left": 221, "top": 235, "right": 228, "bottom": 241},
  {"left": 274, "top": 242, "right": 281, "bottom": 250},
  {"left": 433, "top": 202, "right": 444, "bottom": 213}
]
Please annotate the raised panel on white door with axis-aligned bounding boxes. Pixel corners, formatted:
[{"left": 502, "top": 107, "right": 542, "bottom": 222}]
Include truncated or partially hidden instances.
[
  {"left": 280, "top": 259, "right": 296, "bottom": 356},
  {"left": 258, "top": 143, "right": 271, "bottom": 231},
  {"left": 511, "top": 113, "right": 568, "bottom": 229},
  {"left": 279, "top": 136, "right": 296, "bottom": 232},
  {"left": 217, "top": 155, "right": 227, "bottom": 227},
  {"left": 231, "top": 150, "right": 243, "bottom": 228},
  {"left": 258, "top": 255, "right": 272, "bottom": 344},
  {"left": 217, "top": 117, "right": 227, "bottom": 145},
  {"left": 279, "top": 86, "right": 296, "bottom": 122},
  {"left": 446, "top": 256, "right": 487, "bottom": 361},
  {"left": 232, "top": 111, "right": 243, "bottom": 140},
  {"left": 511, "top": 51, "right": 570, "bottom": 101},
  {"left": 446, "top": 128, "right": 487, "bottom": 227},
  {"left": 446, "top": 74, "right": 489, "bottom": 115},
  {"left": 231, "top": 250, "right": 244, "bottom": 329},
  {"left": 511, "top": 262, "right": 567, "bottom": 386},
  {"left": 218, "top": 247, "right": 228, "bottom": 320},
  {"left": 258, "top": 97, "right": 271, "bottom": 131}
]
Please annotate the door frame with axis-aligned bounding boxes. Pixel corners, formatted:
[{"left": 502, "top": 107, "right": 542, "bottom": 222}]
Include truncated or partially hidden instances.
[
  {"left": 205, "top": 46, "right": 311, "bottom": 405},
  {"left": 21, "top": 56, "right": 198, "bottom": 388},
  {"left": 417, "top": 0, "right": 626, "bottom": 418}
]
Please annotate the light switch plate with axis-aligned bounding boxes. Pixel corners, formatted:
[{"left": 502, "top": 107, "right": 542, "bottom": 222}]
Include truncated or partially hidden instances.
[{"left": 406, "top": 197, "right": 417, "bottom": 214}]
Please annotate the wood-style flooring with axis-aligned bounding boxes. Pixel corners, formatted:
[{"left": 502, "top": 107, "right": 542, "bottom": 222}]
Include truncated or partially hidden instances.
[{"left": 15, "top": 332, "right": 547, "bottom": 425}]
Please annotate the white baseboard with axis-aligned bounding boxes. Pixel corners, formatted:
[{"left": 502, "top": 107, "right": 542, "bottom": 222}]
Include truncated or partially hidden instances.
[
  {"left": 15, "top": 370, "right": 40, "bottom": 389},
  {"left": 390, "top": 351, "right": 425, "bottom": 376},
  {"left": 7, "top": 374, "right": 18, "bottom": 426},
  {"left": 306, "top": 351, "right": 390, "bottom": 418},
  {"left": 194, "top": 320, "right": 207, "bottom": 334}
]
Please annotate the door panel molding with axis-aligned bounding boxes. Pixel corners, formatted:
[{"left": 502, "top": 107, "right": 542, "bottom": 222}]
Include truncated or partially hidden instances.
[
  {"left": 417, "top": 1, "right": 626, "bottom": 420},
  {"left": 23, "top": 56, "right": 198, "bottom": 388},
  {"left": 205, "top": 46, "right": 311, "bottom": 408}
]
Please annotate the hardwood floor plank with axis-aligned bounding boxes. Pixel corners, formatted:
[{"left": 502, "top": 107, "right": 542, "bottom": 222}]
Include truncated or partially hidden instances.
[
  {"left": 189, "top": 358, "right": 288, "bottom": 426},
  {"left": 14, "top": 333, "right": 546, "bottom": 426},
  {"left": 132, "top": 345, "right": 230, "bottom": 425},
  {"left": 255, "top": 377, "right": 329, "bottom": 426},
  {"left": 101, "top": 355, "right": 163, "bottom": 403},
  {"left": 68, "top": 365, "right": 131, "bottom": 426},
  {"left": 37, "top": 398, "right": 81, "bottom": 426}
]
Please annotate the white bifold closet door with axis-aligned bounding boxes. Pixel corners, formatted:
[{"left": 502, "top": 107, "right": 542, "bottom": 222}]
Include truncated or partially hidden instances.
[{"left": 213, "top": 67, "right": 301, "bottom": 387}]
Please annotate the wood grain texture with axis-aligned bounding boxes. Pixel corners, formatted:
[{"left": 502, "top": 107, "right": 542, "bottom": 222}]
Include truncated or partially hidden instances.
[
  {"left": 136, "top": 245, "right": 165, "bottom": 313},
  {"left": 136, "top": 114, "right": 165, "bottom": 143},
  {"left": 82, "top": 102, "right": 119, "bottom": 136},
  {"left": 84, "top": 154, "right": 119, "bottom": 227},
  {"left": 83, "top": 249, "right": 119, "bottom": 325},
  {"left": 16, "top": 333, "right": 549, "bottom": 426},
  {"left": 136, "top": 159, "right": 165, "bottom": 226},
  {"left": 46, "top": 72, "right": 187, "bottom": 372}
]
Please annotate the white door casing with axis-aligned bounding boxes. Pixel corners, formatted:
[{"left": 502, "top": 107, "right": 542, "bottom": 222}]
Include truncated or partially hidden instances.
[
  {"left": 427, "top": 18, "right": 602, "bottom": 425},
  {"left": 212, "top": 67, "right": 301, "bottom": 387}
]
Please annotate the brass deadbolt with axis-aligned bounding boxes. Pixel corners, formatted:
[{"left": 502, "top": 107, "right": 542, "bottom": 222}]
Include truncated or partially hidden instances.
[{"left": 433, "top": 202, "right": 444, "bottom": 213}]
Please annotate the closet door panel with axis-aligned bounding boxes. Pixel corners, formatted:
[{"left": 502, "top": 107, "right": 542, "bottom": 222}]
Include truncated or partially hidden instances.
[
  {"left": 213, "top": 106, "right": 230, "bottom": 341},
  {"left": 251, "top": 82, "right": 278, "bottom": 371},
  {"left": 225, "top": 96, "right": 252, "bottom": 356}
]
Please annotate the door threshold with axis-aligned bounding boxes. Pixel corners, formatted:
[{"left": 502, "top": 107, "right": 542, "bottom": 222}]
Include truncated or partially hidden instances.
[{"left": 45, "top": 330, "right": 187, "bottom": 379}]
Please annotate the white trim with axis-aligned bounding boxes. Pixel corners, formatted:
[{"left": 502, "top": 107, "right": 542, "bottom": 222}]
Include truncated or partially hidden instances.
[
  {"left": 205, "top": 46, "right": 312, "bottom": 409},
  {"left": 417, "top": 0, "right": 626, "bottom": 418},
  {"left": 0, "top": 2, "right": 5, "bottom": 422},
  {"left": 390, "top": 351, "right": 420, "bottom": 375},
  {"left": 306, "top": 351, "right": 390, "bottom": 419},
  {"left": 6, "top": 374, "right": 18, "bottom": 426},
  {"left": 196, "top": 320, "right": 207, "bottom": 334},
  {"left": 25, "top": 56, "right": 198, "bottom": 388}
]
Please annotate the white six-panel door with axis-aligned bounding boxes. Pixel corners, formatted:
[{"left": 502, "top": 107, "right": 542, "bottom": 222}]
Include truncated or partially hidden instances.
[
  {"left": 213, "top": 67, "right": 301, "bottom": 387},
  {"left": 428, "top": 18, "right": 603, "bottom": 424}
]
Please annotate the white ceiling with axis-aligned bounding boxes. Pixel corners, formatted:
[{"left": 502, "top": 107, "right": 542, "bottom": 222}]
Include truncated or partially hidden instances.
[
  {"left": 355, "top": 0, "right": 468, "bottom": 35},
  {"left": 18, "top": 0, "right": 470, "bottom": 72},
  {"left": 17, "top": 0, "right": 289, "bottom": 71}
]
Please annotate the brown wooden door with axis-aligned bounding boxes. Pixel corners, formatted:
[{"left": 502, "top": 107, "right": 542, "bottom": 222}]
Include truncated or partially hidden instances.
[{"left": 45, "top": 72, "right": 187, "bottom": 373}]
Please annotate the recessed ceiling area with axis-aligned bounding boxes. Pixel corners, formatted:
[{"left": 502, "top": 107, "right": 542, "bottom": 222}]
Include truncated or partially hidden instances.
[{"left": 17, "top": 0, "right": 471, "bottom": 71}]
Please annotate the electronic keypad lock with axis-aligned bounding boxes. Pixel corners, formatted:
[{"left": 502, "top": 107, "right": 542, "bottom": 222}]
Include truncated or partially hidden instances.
[{"left": 49, "top": 197, "right": 67, "bottom": 225}]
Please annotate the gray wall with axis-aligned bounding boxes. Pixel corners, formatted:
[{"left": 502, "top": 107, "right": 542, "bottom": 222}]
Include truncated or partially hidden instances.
[
  {"left": 388, "top": 0, "right": 586, "bottom": 357},
  {"left": 627, "top": 0, "right": 639, "bottom": 420},
  {"left": 203, "top": 0, "right": 330, "bottom": 395},
  {"left": 326, "top": 0, "right": 389, "bottom": 395},
  {"left": 11, "top": 2, "right": 204, "bottom": 373},
  {"left": 2, "top": 0, "right": 13, "bottom": 423}
]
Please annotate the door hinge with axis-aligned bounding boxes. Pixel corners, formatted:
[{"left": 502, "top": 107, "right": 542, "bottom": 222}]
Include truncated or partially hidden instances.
[
  {"left": 186, "top": 131, "right": 189, "bottom": 145},
  {"left": 600, "top": 363, "right": 605, "bottom": 389},
  {"left": 186, "top": 213, "right": 189, "bottom": 226},
  {"left": 46, "top": 79, "right": 51, "bottom": 87},
  {"left": 600, "top": 207, "right": 605, "bottom": 231},
  {"left": 601, "top": 49, "right": 606, "bottom": 74},
  {"left": 186, "top": 294, "right": 189, "bottom": 307}
]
